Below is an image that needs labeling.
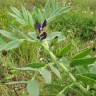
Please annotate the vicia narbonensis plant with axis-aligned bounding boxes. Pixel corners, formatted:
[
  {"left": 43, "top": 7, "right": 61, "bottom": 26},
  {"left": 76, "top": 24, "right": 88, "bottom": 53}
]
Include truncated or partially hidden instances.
[{"left": 0, "top": 0, "right": 96, "bottom": 96}]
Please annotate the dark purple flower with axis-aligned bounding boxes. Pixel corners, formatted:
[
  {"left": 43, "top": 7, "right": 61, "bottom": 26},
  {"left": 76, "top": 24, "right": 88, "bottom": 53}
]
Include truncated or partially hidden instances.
[
  {"left": 42, "top": 20, "right": 47, "bottom": 28},
  {"left": 36, "top": 20, "right": 47, "bottom": 40},
  {"left": 37, "top": 20, "right": 47, "bottom": 32},
  {"left": 37, "top": 32, "right": 47, "bottom": 40}
]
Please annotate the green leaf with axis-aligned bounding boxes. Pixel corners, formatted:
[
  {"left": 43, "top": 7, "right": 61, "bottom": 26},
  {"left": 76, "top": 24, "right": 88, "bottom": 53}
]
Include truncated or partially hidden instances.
[
  {"left": 47, "top": 32, "right": 65, "bottom": 42},
  {"left": 10, "top": 7, "right": 22, "bottom": 18},
  {"left": 47, "top": 6, "right": 70, "bottom": 24},
  {"left": 70, "top": 57, "right": 96, "bottom": 67},
  {"left": 81, "top": 73, "right": 96, "bottom": 80},
  {"left": 44, "top": 0, "right": 54, "bottom": 18},
  {"left": 60, "top": 57, "right": 70, "bottom": 65},
  {"left": 61, "top": 44, "right": 71, "bottom": 54},
  {"left": 76, "top": 74, "right": 96, "bottom": 84},
  {"left": 21, "top": 6, "right": 29, "bottom": 23},
  {"left": 26, "top": 63, "right": 45, "bottom": 68},
  {"left": 37, "top": 9, "right": 44, "bottom": 23},
  {"left": 27, "top": 11, "right": 34, "bottom": 27},
  {"left": 56, "top": 44, "right": 71, "bottom": 58},
  {"left": 49, "top": 64, "right": 61, "bottom": 79},
  {"left": 0, "top": 37, "right": 6, "bottom": 44},
  {"left": 9, "top": 7, "right": 26, "bottom": 25},
  {"left": 33, "top": 7, "right": 44, "bottom": 23},
  {"left": 28, "top": 32, "right": 37, "bottom": 40},
  {"left": 75, "top": 66, "right": 89, "bottom": 74},
  {"left": 27, "top": 80, "right": 39, "bottom": 96},
  {"left": 10, "top": 7, "right": 34, "bottom": 27},
  {"left": 0, "top": 39, "right": 24, "bottom": 51},
  {"left": 0, "top": 30, "right": 17, "bottom": 39},
  {"left": 39, "top": 69, "right": 51, "bottom": 84},
  {"left": 21, "top": 6, "right": 34, "bottom": 28},
  {"left": 72, "top": 48, "right": 91, "bottom": 59},
  {"left": 44, "top": 0, "right": 70, "bottom": 23},
  {"left": 89, "top": 64, "right": 96, "bottom": 73}
]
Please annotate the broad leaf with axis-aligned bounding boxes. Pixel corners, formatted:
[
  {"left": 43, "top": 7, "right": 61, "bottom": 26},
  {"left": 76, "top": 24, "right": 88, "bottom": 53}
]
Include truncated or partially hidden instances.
[
  {"left": 39, "top": 69, "right": 51, "bottom": 84},
  {"left": 28, "top": 32, "right": 37, "bottom": 40},
  {"left": 72, "top": 48, "right": 91, "bottom": 59},
  {"left": 0, "top": 30, "right": 17, "bottom": 39},
  {"left": 75, "top": 66, "right": 89, "bottom": 74},
  {"left": 76, "top": 74, "right": 96, "bottom": 84},
  {"left": 0, "top": 39, "right": 24, "bottom": 51},
  {"left": 60, "top": 57, "right": 70, "bottom": 65},
  {"left": 47, "top": 32, "right": 65, "bottom": 43},
  {"left": 27, "top": 80, "right": 39, "bottom": 96},
  {"left": 80, "top": 73, "right": 96, "bottom": 80},
  {"left": 0, "top": 37, "right": 6, "bottom": 44},
  {"left": 70, "top": 57, "right": 96, "bottom": 67},
  {"left": 89, "top": 63, "right": 96, "bottom": 73}
]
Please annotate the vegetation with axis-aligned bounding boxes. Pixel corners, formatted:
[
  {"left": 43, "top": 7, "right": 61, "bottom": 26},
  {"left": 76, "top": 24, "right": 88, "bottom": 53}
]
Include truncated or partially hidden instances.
[{"left": 0, "top": 0, "right": 96, "bottom": 96}]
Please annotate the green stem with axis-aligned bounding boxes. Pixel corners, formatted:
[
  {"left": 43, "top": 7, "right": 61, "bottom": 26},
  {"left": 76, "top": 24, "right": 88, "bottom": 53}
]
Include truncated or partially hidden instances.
[
  {"left": 59, "top": 62, "right": 76, "bottom": 82},
  {"left": 58, "top": 83, "right": 75, "bottom": 95},
  {"left": 42, "top": 40, "right": 88, "bottom": 94}
]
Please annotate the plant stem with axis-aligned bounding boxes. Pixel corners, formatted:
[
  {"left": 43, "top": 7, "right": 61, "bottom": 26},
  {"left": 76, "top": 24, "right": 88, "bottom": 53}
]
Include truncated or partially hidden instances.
[
  {"left": 58, "top": 83, "right": 75, "bottom": 94},
  {"left": 42, "top": 40, "right": 88, "bottom": 94},
  {"left": 59, "top": 62, "right": 76, "bottom": 82}
]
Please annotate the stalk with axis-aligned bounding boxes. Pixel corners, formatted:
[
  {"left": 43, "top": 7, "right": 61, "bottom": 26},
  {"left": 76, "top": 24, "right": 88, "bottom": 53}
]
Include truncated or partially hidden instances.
[{"left": 42, "top": 40, "right": 88, "bottom": 94}]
